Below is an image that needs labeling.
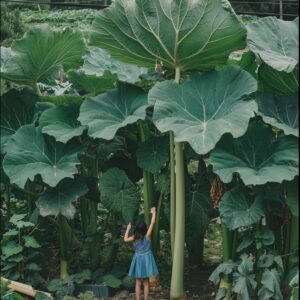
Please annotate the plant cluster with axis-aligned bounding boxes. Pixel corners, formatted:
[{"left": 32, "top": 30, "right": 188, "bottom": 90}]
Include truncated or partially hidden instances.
[{"left": 0, "top": 1, "right": 298, "bottom": 299}]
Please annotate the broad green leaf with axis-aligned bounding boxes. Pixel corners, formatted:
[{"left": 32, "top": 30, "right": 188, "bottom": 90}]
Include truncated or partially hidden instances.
[
  {"left": 136, "top": 136, "right": 169, "bottom": 174},
  {"left": 39, "top": 104, "right": 87, "bottom": 143},
  {"left": 3, "top": 230, "right": 19, "bottom": 237},
  {"left": 99, "top": 168, "right": 139, "bottom": 223},
  {"left": 15, "top": 221, "right": 35, "bottom": 228},
  {"left": 210, "top": 121, "right": 299, "bottom": 185},
  {"left": 1, "top": 88, "right": 39, "bottom": 151},
  {"left": 90, "top": 0, "right": 246, "bottom": 72},
  {"left": 37, "top": 177, "right": 88, "bottom": 219},
  {"left": 2, "top": 241, "right": 23, "bottom": 259},
  {"left": 256, "top": 92, "right": 298, "bottom": 137},
  {"left": 232, "top": 255, "right": 257, "bottom": 300},
  {"left": 237, "top": 236, "right": 255, "bottom": 252},
  {"left": 23, "top": 236, "right": 41, "bottom": 248},
  {"left": 102, "top": 274, "right": 122, "bottom": 289},
  {"left": 246, "top": 17, "right": 298, "bottom": 73},
  {"left": 258, "top": 269, "right": 283, "bottom": 300},
  {"left": 149, "top": 66, "right": 257, "bottom": 154},
  {"left": 9, "top": 214, "right": 27, "bottom": 224},
  {"left": 83, "top": 48, "right": 147, "bottom": 84},
  {"left": 7, "top": 254, "right": 24, "bottom": 263},
  {"left": 219, "top": 187, "right": 265, "bottom": 230},
  {"left": 257, "top": 226, "right": 275, "bottom": 246},
  {"left": 78, "top": 83, "right": 148, "bottom": 140},
  {"left": 1, "top": 25, "right": 86, "bottom": 87},
  {"left": 3, "top": 125, "right": 81, "bottom": 188},
  {"left": 0, "top": 47, "right": 11, "bottom": 72},
  {"left": 67, "top": 70, "right": 116, "bottom": 96},
  {"left": 208, "top": 261, "right": 236, "bottom": 285}
]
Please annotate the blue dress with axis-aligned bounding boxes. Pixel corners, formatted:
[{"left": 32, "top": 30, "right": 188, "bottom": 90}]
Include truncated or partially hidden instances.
[{"left": 128, "top": 237, "right": 159, "bottom": 278}]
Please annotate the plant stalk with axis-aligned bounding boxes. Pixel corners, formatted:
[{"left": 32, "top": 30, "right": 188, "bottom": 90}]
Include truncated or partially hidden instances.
[{"left": 58, "top": 215, "right": 69, "bottom": 279}]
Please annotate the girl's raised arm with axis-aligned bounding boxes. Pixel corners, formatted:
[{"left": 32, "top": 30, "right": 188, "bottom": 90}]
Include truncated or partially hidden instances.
[
  {"left": 146, "top": 207, "right": 156, "bottom": 240},
  {"left": 124, "top": 222, "right": 135, "bottom": 242}
]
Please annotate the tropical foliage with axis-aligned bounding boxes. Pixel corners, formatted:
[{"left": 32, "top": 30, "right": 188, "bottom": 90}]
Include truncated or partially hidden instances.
[{"left": 0, "top": 0, "right": 298, "bottom": 299}]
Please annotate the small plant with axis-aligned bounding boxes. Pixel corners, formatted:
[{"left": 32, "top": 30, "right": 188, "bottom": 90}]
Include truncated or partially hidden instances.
[{"left": 63, "top": 291, "right": 97, "bottom": 300}]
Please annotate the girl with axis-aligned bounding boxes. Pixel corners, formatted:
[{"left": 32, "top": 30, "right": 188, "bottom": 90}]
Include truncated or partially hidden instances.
[{"left": 124, "top": 207, "right": 159, "bottom": 300}]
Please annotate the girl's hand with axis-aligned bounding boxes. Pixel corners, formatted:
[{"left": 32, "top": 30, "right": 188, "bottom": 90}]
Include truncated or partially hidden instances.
[{"left": 150, "top": 207, "right": 156, "bottom": 214}]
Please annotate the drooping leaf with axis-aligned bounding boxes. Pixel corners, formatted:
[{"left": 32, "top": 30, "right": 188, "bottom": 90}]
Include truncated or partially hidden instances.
[
  {"left": 23, "top": 236, "right": 41, "bottom": 248},
  {"left": 256, "top": 92, "right": 298, "bottom": 137},
  {"left": 208, "top": 261, "right": 236, "bottom": 285},
  {"left": 37, "top": 177, "right": 88, "bottom": 219},
  {"left": 78, "top": 83, "right": 148, "bottom": 140},
  {"left": 3, "top": 229, "right": 19, "bottom": 237},
  {"left": 101, "top": 274, "right": 122, "bottom": 289},
  {"left": 2, "top": 241, "right": 23, "bottom": 259},
  {"left": 258, "top": 269, "right": 283, "bottom": 300},
  {"left": 257, "top": 226, "right": 275, "bottom": 247},
  {"left": 1, "top": 88, "right": 39, "bottom": 151},
  {"left": 210, "top": 121, "right": 299, "bottom": 185},
  {"left": 237, "top": 236, "right": 255, "bottom": 253},
  {"left": 90, "top": 0, "right": 246, "bottom": 72},
  {"left": 9, "top": 214, "right": 27, "bottom": 225},
  {"left": 232, "top": 255, "right": 257, "bottom": 300},
  {"left": 99, "top": 167, "right": 139, "bottom": 223},
  {"left": 219, "top": 187, "right": 265, "bottom": 230},
  {"left": 83, "top": 48, "right": 147, "bottom": 84},
  {"left": 149, "top": 66, "right": 257, "bottom": 154},
  {"left": 3, "top": 125, "right": 82, "bottom": 188},
  {"left": 1, "top": 25, "right": 86, "bottom": 87},
  {"left": 39, "top": 104, "right": 87, "bottom": 143},
  {"left": 136, "top": 135, "right": 169, "bottom": 174},
  {"left": 67, "top": 69, "right": 116, "bottom": 96},
  {"left": 246, "top": 17, "right": 298, "bottom": 73}
]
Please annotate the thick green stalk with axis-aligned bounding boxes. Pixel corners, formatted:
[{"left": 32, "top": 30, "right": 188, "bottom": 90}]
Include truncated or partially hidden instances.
[
  {"left": 58, "top": 215, "right": 69, "bottom": 279},
  {"left": 231, "top": 229, "right": 238, "bottom": 261},
  {"left": 169, "top": 131, "right": 176, "bottom": 258},
  {"left": 170, "top": 141, "right": 185, "bottom": 299},
  {"left": 288, "top": 216, "right": 299, "bottom": 271}
]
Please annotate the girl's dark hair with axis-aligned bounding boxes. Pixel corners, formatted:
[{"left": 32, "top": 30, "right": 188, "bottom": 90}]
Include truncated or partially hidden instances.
[{"left": 134, "top": 221, "right": 148, "bottom": 240}]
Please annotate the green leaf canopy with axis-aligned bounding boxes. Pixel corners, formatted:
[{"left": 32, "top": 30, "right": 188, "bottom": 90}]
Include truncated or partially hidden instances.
[
  {"left": 3, "top": 125, "right": 81, "bottom": 188},
  {"left": 78, "top": 83, "right": 148, "bottom": 140},
  {"left": 82, "top": 48, "right": 147, "bottom": 84},
  {"left": 39, "top": 104, "right": 87, "bottom": 143},
  {"left": 99, "top": 167, "right": 139, "bottom": 223},
  {"left": 90, "top": 0, "right": 246, "bottom": 71},
  {"left": 136, "top": 135, "right": 169, "bottom": 174},
  {"left": 219, "top": 187, "right": 265, "bottom": 230},
  {"left": 210, "top": 122, "right": 299, "bottom": 185},
  {"left": 37, "top": 177, "right": 88, "bottom": 219},
  {"left": 256, "top": 92, "right": 298, "bottom": 137},
  {"left": 1, "top": 25, "right": 85, "bottom": 87},
  {"left": 1, "top": 88, "right": 39, "bottom": 150},
  {"left": 246, "top": 17, "right": 298, "bottom": 73},
  {"left": 149, "top": 66, "right": 257, "bottom": 154}
]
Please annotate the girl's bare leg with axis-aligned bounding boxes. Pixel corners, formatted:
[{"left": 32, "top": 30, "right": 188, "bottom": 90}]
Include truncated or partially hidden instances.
[
  {"left": 143, "top": 278, "right": 149, "bottom": 300},
  {"left": 135, "top": 278, "right": 142, "bottom": 300}
]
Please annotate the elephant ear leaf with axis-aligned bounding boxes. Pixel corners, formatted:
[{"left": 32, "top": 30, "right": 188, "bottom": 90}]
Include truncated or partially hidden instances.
[
  {"left": 1, "top": 24, "right": 85, "bottom": 87},
  {"left": 149, "top": 65, "right": 257, "bottom": 154},
  {"left": 210, "top": 121, "right": 298, "bottom": 185},
  {"left": 78, "top": 83, "right": 148, "bottom": 140},
  {"left": 37, "top": 177, "right": 88, "bottom": 219},
  {"left": 256, "top": 92, "right": 298, "bottom": 137},
  {"left": 136, "top": 135, "right": 169, "bottom": 174},
  {"left": 219, "top": 187, "right": 265, "bottom": 230},
  {"left": 90, "top": 0, "right": 246, "bottom": 72},
  {"left": 246, "top": 17, "right": 299, "bottom": 93},
  {"left": 258, "top": 269, "right": 283, "bottom": 300},
  {"left": 3, "top": 125, "right": 81, "bottom": 188},
  {"left": 1, "top": 88, "right": 39, "bottom": 151},
  {"left": 99, "top": 168, "right": 139, "bottom": 223},
  {"left": 39, "top": 104, "right": 87, "bottom": 143}
]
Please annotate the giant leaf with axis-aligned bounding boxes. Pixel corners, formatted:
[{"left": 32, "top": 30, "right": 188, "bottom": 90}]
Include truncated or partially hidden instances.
[
  {"left": 149, "top": 66, "right": 257, "bottom": 154},
  {"left": 219, "top": 187, "right": 265, "bottom": 230},
  {"left": 208, "top": 261, "right": 236, "bottom": 285},
  {"left": 1, "top": 88, "right": 39, "bottom": 151},
  {"left": 78, "top": 83, "right": 148, "bottom": 140},
  {"left": 1, "top": 25, "right": 85, "bottom": 87},
  {"left": 246, "top": 17, "right": 298, "bottom": 73},
  {"left": 37, "top": 177, "right": 88, "bottom": 219},
  {"left": 256, "top": 92, "right": 298, "bottom": 137},
  {"left": 83, "top": 48, "right": 147, "bottom": 84},
  {"left": 3, "top": 125, "right": 81, "bottom": 188},
  {"left": 99, "top": 167, "right": 139, "bottom": 223},
  {"left": 136, "top": 135, "right": 169, "bottom": 174},
  {"left": 39, "top": 104, "right": 87, "bottom": 143},
  {"left": 90, "top": 0, "right": 246, "bottom": 72},
  {"left": 210, "top": 121, "right": 299, "bottom": 185}
]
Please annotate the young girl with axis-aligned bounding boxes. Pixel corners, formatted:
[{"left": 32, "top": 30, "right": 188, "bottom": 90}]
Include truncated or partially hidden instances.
[{"left": 124, "top": 207, "right": 159, "bottom": 300}]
